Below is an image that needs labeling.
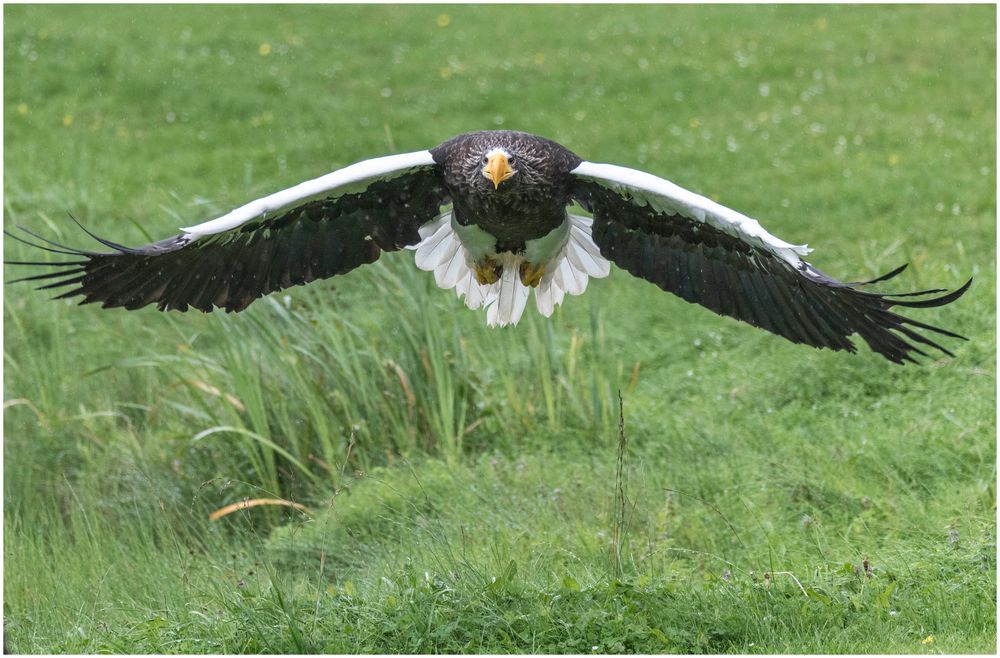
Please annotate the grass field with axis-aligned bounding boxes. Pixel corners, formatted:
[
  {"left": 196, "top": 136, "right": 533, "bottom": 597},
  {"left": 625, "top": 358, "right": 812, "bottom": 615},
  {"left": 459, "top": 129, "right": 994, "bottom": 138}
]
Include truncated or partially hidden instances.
[{"left": 3, "top": 4, "right": 996, "bottom": 653}]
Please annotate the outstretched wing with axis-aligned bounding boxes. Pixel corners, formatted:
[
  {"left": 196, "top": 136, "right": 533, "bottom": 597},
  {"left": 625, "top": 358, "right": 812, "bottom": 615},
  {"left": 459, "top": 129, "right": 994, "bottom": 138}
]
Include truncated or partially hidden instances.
[
  {"left": 571, "top": 161, "right": 971, "bottom": 364},
  {"left": 7, "top": 151, "right": 446, "bottom": 313}
]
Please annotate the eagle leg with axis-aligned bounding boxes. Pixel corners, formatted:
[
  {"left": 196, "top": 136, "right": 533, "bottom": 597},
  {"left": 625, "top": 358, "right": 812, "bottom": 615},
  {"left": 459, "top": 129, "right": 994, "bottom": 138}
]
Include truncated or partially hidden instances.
[
  {"left": 473, "top": 256, "right": 502, "bottom": 285},
  {"left": 519, "top": 261, "right": 545, "bottom": 288}
]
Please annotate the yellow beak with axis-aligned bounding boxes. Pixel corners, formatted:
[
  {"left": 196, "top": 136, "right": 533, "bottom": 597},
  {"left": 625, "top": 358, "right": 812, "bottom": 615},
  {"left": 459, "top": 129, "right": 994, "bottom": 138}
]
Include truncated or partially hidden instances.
[{"left": 482, "top": 152, "right": 515, "bottom": 189}]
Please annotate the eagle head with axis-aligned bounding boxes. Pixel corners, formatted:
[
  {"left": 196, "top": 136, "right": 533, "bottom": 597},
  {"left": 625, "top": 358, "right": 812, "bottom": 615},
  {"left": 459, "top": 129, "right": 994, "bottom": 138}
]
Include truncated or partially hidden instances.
[{"left": 481, "top": 147, "right": 517, "bottom": 190}]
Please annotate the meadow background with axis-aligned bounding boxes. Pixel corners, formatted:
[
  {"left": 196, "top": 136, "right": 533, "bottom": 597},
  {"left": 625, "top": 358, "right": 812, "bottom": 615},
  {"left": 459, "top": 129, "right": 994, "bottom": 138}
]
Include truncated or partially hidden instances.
[{"left": 3, "top": 4, "right": 996, "bottom": 653}]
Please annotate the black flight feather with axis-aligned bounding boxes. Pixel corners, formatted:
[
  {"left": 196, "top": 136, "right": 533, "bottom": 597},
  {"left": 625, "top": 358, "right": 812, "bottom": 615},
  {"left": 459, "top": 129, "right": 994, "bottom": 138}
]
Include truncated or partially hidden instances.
[
  {"left": 6, "top": 167, "right": 445, "bottom": 314},
  {"left": 575, "top": 179, "right": 970, "bottom": 364}
]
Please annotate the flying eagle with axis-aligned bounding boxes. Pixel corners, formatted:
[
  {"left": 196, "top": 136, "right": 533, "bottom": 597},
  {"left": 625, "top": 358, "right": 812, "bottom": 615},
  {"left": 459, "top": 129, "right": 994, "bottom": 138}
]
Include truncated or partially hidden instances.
[{"left": 6, "top": 130, "right": 970, "bottom": 364}]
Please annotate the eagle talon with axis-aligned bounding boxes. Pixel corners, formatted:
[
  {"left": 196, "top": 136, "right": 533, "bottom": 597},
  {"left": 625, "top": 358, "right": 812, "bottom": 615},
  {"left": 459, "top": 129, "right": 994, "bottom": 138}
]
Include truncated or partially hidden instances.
[
  {"left": 473, "top": 257, "right": 502, "bottom": 285},
  {"left": 519, "top": 261, "right": 545, "bottom": 288}
]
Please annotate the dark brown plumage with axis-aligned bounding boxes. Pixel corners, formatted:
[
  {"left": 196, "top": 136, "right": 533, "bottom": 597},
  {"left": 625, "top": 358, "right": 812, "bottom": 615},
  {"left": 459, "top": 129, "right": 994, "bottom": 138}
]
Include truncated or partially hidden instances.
[{"left": 432, "top": 131, "right": 583, "bottom": 251}]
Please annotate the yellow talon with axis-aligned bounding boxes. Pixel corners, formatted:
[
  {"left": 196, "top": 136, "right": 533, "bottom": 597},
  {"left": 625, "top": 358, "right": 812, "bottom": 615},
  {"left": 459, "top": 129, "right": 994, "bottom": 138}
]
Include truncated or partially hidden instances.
[
  {"left": 473, "top": 256, "right": 502, "bottom": 284},
  {"left": 519, "top": 261, "right": 545, "bottom": 288}
]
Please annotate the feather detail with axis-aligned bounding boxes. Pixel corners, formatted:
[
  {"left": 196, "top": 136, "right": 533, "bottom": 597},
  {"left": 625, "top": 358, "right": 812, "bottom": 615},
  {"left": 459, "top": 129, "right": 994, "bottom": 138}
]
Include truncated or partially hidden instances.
[
  {"left": 436, "top": 245, "right": 468, "bottom": 289},
  {"left": 567, "top": 216, "right": 611, "bottom": 277},
  {"left": 485, "top": 253, "right": 530, "bottom": 327},
  {"left": 571, "top": 160, "right": 811, "bottom": 266},
  {"left": 412, "top": 211, "right": 500, "bottom": 312},
  {"left": 412, "top": 211, "right": 611, "bottom": 326},
  {"left": 411, "top": 219, "right": 528, "bottom": 326},
  {"left": 182, "top": 150, "right": 438, "bottom": 236},
  {"left": 534, "top": 279, "right": 565, "bottom": 318},
  {"left": 533, "top": 213, "right": 611, "bottom": 317},
  {"left": 462, "top": 273, "right": 495, "bottom": 310},
  {"left": 412, "top": 212, "right": 454, "bottom": 268}
]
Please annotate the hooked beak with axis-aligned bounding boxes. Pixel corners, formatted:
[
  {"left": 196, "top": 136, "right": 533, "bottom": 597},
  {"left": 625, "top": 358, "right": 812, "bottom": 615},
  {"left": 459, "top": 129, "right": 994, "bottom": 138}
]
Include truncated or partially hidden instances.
[{"left": 482, "top": 152, "right": 515, "bottom": 189}]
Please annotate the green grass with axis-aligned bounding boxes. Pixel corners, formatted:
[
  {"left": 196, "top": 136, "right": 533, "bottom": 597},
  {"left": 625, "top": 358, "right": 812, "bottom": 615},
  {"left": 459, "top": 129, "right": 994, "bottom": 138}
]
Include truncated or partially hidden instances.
[{"left": 4, "top": 4, "right": 996, "bottom": 653}]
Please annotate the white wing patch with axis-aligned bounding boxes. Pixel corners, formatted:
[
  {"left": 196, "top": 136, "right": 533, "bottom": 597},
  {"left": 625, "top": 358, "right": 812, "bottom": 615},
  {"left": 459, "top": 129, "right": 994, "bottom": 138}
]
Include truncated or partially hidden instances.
[
  {"left": 571, "top": 160, "right": 811, "bottom": 267},
  {"left": 412, "top": 213, "right": 610, "bottom": 327},
  {"left": 180, "top": 150, "right": 437, "bottom": 236}
]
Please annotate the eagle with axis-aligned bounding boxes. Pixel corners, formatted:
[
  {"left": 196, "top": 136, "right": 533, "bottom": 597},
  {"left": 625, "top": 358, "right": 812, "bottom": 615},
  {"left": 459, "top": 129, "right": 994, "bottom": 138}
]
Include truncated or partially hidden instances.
[{"left": 6, "top": 130, "right": 970, "bottom": 364}]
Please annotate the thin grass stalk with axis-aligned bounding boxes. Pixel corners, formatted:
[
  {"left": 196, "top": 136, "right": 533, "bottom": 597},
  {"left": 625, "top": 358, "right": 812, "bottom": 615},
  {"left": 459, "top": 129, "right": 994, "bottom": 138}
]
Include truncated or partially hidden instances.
[{"left": 610, "top": 389, "right": 628, "bottom": 578}]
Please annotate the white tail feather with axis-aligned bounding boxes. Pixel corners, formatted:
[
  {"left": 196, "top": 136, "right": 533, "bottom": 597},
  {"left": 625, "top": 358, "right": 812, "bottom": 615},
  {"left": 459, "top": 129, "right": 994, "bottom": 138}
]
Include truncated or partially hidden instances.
[
  {"left": 412, "top": 213, "right": 453, "bottom": 270},
  {"left": 463, "top": 274, "right": 492, "bottom": 310},
  {"left": 436, "top": 246, "right": 467, "bottom": 289},
  {"left": 485, "top": 253, "right": 530, "bottom": 327},
  {"left": 412, "top": 212, "right": 611, "bottom": 326}
]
